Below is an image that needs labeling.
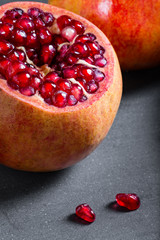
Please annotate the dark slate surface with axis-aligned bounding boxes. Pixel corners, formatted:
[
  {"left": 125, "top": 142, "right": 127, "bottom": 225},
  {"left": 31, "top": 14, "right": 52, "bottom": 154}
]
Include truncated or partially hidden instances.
[{"left": 0, "top": 1, "right": 160, "bottom": 239}]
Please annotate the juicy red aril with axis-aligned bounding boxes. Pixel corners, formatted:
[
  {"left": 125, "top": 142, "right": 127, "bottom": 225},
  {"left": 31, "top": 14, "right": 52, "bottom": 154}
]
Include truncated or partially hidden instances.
[
  {"left": 58, "top": 44, "right": 69, "bottom": 60},
  {"left": 0, "top": 23, "right": 14, "bottom": 39},
  {"left": 40, "top": 44, "right": 56, "bottom": 65},
  {"left": 100, "top": 45, "right": 105, "bottom": 54},
  {"left": 44, "top": 71, "right": 60, "bottom": 83},
  {"left": 70, "top": 42, "right": 88, "bottom": 58},
  {"left": 33, "top": 17, "right": 45, "bottom": 29},
  {"left": 2, "top": 16, "right": 16, "bottom": 24},
  {"left": 68, "top": 94, "right": 78, "bottom": 106},
  {"left": 76, "top": 204, "right": 96, "bottom": 223},
  {"left": 26, "top": 31, "right": 38, "bottom": 48},
  {"left": 27, "top": 8, "right": 44, "bottom": 18},
  {"left": 75, "top": 34, "right": 90, "bottom": 43},
  {"left": 20, "top": 13, "right": 32, "bottom": 20},
  {"left": 11, "top": 71, "right": 31, "bottom": 88},
  {"left": 57, "top": 79, "right": 71, "bottom": 93},
  {"left": 70, "top": 19, "right": 85, "bottom": 34},
  {"left": 8, "top": 61, "right": 27, "bottom": 79},
  {"left": 61, "top": 26, "right": 77, "bottom": 42},
  {"left": 0, "top": 40, "right": 14, "bottom": 55},
  {"left": 85, "top": 80, "right": 99, "bottom": 93},
  {"left": 52, "top": 34, "right": 68, "bottom": 46},
  {"left": 94, "top": 57, "right": 107, "bottom": 67},
  {"left": 52, "top": 90, "right": 68, "bottom": 108},
  {"left": 86, "top": 33, "right": 96, "bottom": 41},
  {"left": 30, "top": 76, "right": 42, "bottom": 90},
  {"left": 57, "top": 15, "right": 72, "bottom": 30},
  {"left": 83, "top": 56, "right": 94, "bottom": 65},
  {"left": 15, "top": 18, "right": 35, "bottom": 33},
  {"left": 86, "top": 41, "right": 100, "bottom": 55},
  {"left": 76, "top": 77, "right": 86, "bottom": 88},
  {"left": 94, "top": 69, "right": 105, "bottom": 82},
  {"left": 63, "top": 67, "right": 77, "bottom": 78},
  {"left": 12, "top": 28, "right": 27, "bottom": 46},
  {"left": 66, "top": 53, "right": 78, "bottom": 65},
  {"left": 5, "top": 8, "right": 24, "bottom": 19},
  {"left": 37, "top": 27, "right": 52, "bottom": 45},
  {"left": 0, "top": 57, "right": 11, "bottom": 76},
  {"left": 70, "top": 84, "right": 83, "bottom": 101},
  {"left": 42, "top": 12, "right": 55, "bottom": 27},
  {"left": 40, "top": 81, "right": 56, "bottom": 99},
  {"left": 80, "top": 67, "right": 94, "bottom": 81},
  {"left": 7, "top": 49, "right": 26, "bottom": 62},
  {"left": 116, "top": 193, "right": 140, "bottom": 211},
  {"left": 20, "top": 86, "right": 35, "bottom": 96}
]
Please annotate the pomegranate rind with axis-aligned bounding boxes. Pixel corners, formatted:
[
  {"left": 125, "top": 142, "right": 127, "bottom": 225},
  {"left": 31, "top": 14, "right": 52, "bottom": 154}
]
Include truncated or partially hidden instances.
[{"left": 0, "top": 2, "right": 122, "bottom": 171}]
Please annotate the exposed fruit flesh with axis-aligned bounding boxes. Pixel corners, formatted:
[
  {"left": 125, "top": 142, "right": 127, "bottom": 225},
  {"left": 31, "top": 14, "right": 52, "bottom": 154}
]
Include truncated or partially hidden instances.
[{"left": 0, "top": 5, "right": 108, "bottom": 108}]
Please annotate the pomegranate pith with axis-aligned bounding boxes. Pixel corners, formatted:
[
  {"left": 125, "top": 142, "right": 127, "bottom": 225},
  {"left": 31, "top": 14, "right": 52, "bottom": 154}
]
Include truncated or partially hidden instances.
[{"left": 0, "top": 2, "right": 122, "bottom": 172}]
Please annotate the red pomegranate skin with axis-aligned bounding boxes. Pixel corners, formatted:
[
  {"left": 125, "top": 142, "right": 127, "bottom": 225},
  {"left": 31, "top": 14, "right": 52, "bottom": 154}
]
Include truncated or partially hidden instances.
[
  {"left": 0, "top": 2, "right": 122, "bottom": 172},
  {"left": 49, "top": 0, "right": 160, "bottom": 70}
]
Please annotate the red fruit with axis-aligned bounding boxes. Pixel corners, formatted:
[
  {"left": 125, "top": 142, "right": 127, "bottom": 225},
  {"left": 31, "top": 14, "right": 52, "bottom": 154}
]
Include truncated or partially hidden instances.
[
  {"left": 5, "top": 8, "right": 24, "bottom": 19},
  {"left": 0, "top": 23, "right": 14, "bottom": 39},
  {"left": 116, "top": 193, "right": 141, "bottom": 211},
  {"left": 15, "top": 18, "right": 35, "bottom": 33},
  {"left": 42, "top": 12, "right": 55, "bottom": 27},
  {"left": 33, "top": 17, "right": 45, "bottom": 29},
  {"left": 76, "top": 204, "right": 96, "bottom": 223},
  {"left": 61, "top": 26, "right": 77, "bottom": 42},
  {"left": 0, "top": 2, "right": 122, "bottom": 172}
]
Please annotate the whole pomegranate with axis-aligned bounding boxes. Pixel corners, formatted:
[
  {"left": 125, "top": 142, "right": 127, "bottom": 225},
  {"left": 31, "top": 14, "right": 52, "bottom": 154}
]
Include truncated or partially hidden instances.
[
  {"left": 0, "top": 2, "right": 122, "bottom": 172},
  {"left": 49, "top": 0, "right": 160, "bottom": 70}
]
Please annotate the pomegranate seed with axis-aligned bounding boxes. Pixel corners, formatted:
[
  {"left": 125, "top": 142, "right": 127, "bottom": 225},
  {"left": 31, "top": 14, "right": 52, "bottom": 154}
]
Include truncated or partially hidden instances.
[
  {"left": 76, "top": 204, "right": 95, "bottom": 223},
  {"left": 57, "top": 15, "right": 72, "bottom": 30},
  {"left": 80, "top": 67, "right": 94, "bottom": 81},
  {"left": 7, "top": 80, "right": 19, "bottom": 90},
  {"left": 76, "top": 77, "right": 86, "bottom": 88},
  {"left": 37, "top": 27, "right": 52, "bottom": 45},
  {"left": 85, "top": 80, "right": 99, "bottom": 93},
  {"left": 11, "top": 71, "right": 31, "bottom": 88},
  {"left": 61, "top": 26, "right": 77, "bottom": 42},
  {"left": 15, "top": 18, "right": 35, "bottom": 33},
  {"left": 68, "top": 94, "right": 78, "bottom": 106},
  {"left": 7, "top": 49, "right": 26, "bottom": 62},
  {"left": 12, "top": 28, "right": 27, "bottom": 46},
  {"left": 2, "top": 16, "right": 16, "bottom": 24},
  {"left": 20, "top": 86, "right": 35, "bottom": 96},
  {"left": 70, "top": 19, "right": 85, "bottom": 34},
  {"left": 33, "top": 17, "right": 45, "bottom": 29},
  {"left": 86, "top": 41, "right": 100, "bottom": 55},
  {"left": 42, "top": 12, "right": 55, "bottom": 27},
  {"left": 66, "top": 53, "right": 78, "bottom": 65},
  {"left": 52, "top": 90, "right": 68, "bottom": 108},
  {"left": 70, "top": 84, "right": 83, "bottom": 100},
  {"left": 52, "top": 34, "right": 68, "bottom": 46},
  {"left": 100, "top": 45, "right": 105, "bottom": 55},
  {"left": 93, "top": 69, "right": 105, "bottom": 82},
  {"left": 85, "top": 33, "right": 96, "bottom": 41},
  {"left": 5, "top": 8, "right": 24, "bottom": 19},
  {"left": 26, "top": 48, "right": 39, "bottom": 61},
  {"left": 0, "top": 57, "right": 11, "bottom": 77},
  {"left": 40, "top": 81, "right": 56, "bottom": 99},
  {"left": 94, "top": 57, "right": 107, "bottom": 67},
  {"left": 57, "top": 79, "right": 71, "bottom": 93},
  {"left": 40, "top": 44, "right": 56, "bottom": 65},
  {"left": 75, "top": 34, "right": 90, "bottom": 43},
  {"left": 0, "top": 23, "right": 14, "bottom": 39},
  {"left": 26, "top": 31, "right": 39, "bottom": 48},
  {"left": 56, "top": 61, "right": 68, "bottom": 71},
  {"left": 63, "top": 67, "right": 77, "bottom": 78},
  {"left": 26, "top": 65, "right": 41, "bottom": 77},
  {"left": 20, "top": 13, "right": 32, "bottom": 20},
  {"left": 70, "top": 42, "right": 89, "bottom": 58},
  {"left": 83, "top": 56, "right": 94, "bottom": 65},
  {"left": 30, "top": 76, "right": 42, "bottom": 90},
  {"left": 27, "top": 8, "right": 44, "bottom": 18},
  {"left": 8, "top": 61, "right": 27, "bottom": 79},
  {"left": 79, "top": 95, "right": 88, "bottom": 102},
  {"left": 116, "top": 193, "right": 140, "bottom": 211},
  {"left": 44, "top": 71, "right": 60, "bottom": 83},
  {"left": 58, "top": 44, "right": 69, "bottom": 60},
  {"left": 0, "top": 40, "right": 14, "bottom": 55}
]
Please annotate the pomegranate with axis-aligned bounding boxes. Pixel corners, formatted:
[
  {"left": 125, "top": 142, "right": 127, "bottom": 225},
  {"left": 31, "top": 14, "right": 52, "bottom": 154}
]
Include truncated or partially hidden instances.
[
  {"left": 0, "top": 2, "right": 122, "bottom": 172},
  {"left": 116, "top": 193, "right": 140, "bottom": 211},
  {"left": 49, "top": 0, "right": 160, "bottom": 70},
  {"left": 76, "top": 203, "right": 96, "bottom": 223}
]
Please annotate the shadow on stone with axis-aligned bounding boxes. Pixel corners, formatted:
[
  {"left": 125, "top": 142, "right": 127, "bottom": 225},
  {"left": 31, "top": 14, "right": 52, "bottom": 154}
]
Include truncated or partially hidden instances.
[
  {"left": 67, "top": 213, "right": 91, "bottom": 225},
  {"left": 107, "top": 201, "right": 130, "bottom": 212}
]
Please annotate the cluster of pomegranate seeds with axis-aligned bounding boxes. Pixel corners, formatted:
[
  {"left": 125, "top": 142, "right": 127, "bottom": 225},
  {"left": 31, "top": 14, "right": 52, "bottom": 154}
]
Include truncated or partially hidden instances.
[
  {"left": 76, "top": 204, "right": 96, "bottom": 223},
  {"left": 116, "top": 193, "right": 141, "bottom": 211},
  {"left": 0, "top": 7, "right": 107, "bottom": 108}
]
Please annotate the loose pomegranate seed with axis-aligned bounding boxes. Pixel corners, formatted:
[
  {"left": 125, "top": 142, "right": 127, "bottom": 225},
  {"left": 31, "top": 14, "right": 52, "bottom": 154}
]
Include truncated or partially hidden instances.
[
  {"left": 27, "top": 8, "right": 44, "bottom": 18},
  {"left": 85, "top": 33, "right": 96, "bottom": 41},
  {"left": 68, "top": 94, "right": 78, "bottom": 106},
  {"left": 57, "top": 15, "right": 72, "bottom": 30},
  {"left": 70, "top": 19, "right": 85, "bottom": 34},
  {"left": 94, "top": 57, "right": 107, "bottom": 67},
  {"left": 40, "top": 81, "right": 56, "bottom": 99},
  {"left": 30, "top": 76, "right": 42, "bottom": 90},
  {"left": 93, "top": 69, "right": 105, "bottom": 82},
  {"left": 26, "top": 31, "right": 39, "bottom": 48},
  {"left": 57, "top": 79, "right": 71, "bottom": 93},
  {"left": 40, "top": 44, "right": 56, "bottom": 65},
  {"left": 52, "top": 34, "right": 68, "bottom": 46},
  {"left": 33, "top": 17, "right": 45, "bottom": 29},
  {"left": 44, "top": 71, "right": 61, "bottom": 83},
  {"left": 0, "top": 40, "right": 14, "bottom": 55},
  {"left": 15, "top": 18, "right": 35, "bottom": 33},
  {"left": 61, "top": 26, "right": 77, "bottom": 42},
  {"left": 42, "top": 12, "right": 55, "bottom": 27},
  {"left": 20, "top": 86, "right": 35, "bottom": 96},
  {"left": 12, "top": 28, "right": 27, "bottom": 46},
  {"left": 80, "top": 66, "right": 94, "bottom": 81},
  {"left": 63, "top": 67, "right": 77, "bottom": 79},
  {"left": 85, "top": 80, "right": 99, "bottom": 93},
  {"left": 11, "top": 71, "right": 31, "bottom": 88},
  {"left": 0, "top": 23, "right": 14, "bottom": 39},
  {"left": 70, "top": 42, "right": 89, "bottom": 58},
  {"left": 52, "top": 90, "right": 68, "bottom": 108},
  {"left": 5, "top": 8, "right": 24, "bottom": 19},
  {"left": 37, "top": 27, "right": 52, "bottom": 45},
  {"left": 76, "top": 204, "right": 96, "bottom": 223},
  {"left": 7, "top": 49, "right": 26, "bottom": 62},
  {"left": 116, "top": 193, "right": 140, "bottom": 211},
  {"left": 70, "top": 84, "right": 83, "bottom": 101},
  {"left": 86, "top": 41, "right": 100, "bottom": 55}
]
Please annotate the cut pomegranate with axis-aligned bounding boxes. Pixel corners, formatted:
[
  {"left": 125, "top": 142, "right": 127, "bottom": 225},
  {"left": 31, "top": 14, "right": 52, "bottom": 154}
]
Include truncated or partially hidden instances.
[
  {"left": 0, "top": 2, "right": 122, "bottom": 172},
  {"left": 116, "top": 193, "right": 140, "bottom": 211},
  {"left": 76, "top": 204, "right": 96, "bottom": 223}
]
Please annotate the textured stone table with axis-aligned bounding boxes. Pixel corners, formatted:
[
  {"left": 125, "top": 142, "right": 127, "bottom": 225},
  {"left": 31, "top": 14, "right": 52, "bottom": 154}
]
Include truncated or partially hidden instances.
[{"left": 0, "top": 1, "right": 160, "bottom": 239}]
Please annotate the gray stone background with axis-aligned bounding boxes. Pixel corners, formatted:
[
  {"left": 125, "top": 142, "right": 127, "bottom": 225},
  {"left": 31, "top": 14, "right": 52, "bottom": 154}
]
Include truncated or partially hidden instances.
[{"left": 0, "top": 0, "right": 160, "bottom": 239}]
